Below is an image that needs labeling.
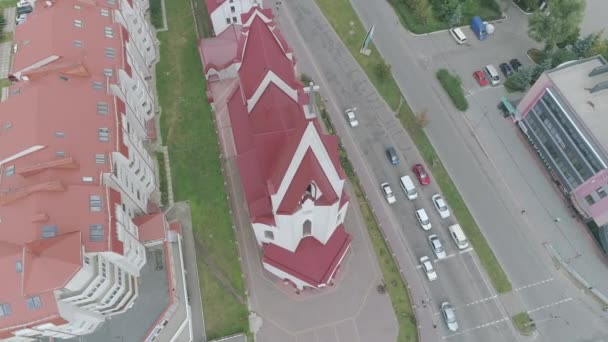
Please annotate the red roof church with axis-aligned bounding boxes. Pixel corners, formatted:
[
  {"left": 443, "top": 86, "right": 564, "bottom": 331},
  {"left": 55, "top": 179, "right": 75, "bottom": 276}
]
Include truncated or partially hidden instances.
[{"left": 199, "top": 7, "right": 351, "bottom": 290}]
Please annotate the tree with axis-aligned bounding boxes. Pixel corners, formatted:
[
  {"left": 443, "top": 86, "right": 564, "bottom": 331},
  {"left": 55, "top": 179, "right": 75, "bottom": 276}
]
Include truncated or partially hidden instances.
[
  {"left": 408, "top": 0, "right": 432, "bottom": 25},
  {"left": 433, "top": 0, "right": 462, "bottom": 26},
  {"left": 527, "top": 0, "right": 586, "bottom": 51},
  {"left": 505, "top": 66, "right": 535, "bottom": 92},
  {"left": 532, "top": 58, "right": 553, "bottom": 82},
  {"left": 591, "top": 37, "right": 608, "bottom": 61},
  {"left": 548, "top": 48, "right": 578, "bottom": 68},
  {"left": 572, "top": 33, "right": 601, "bottom": 58},
  {"left": 556, "top": 27, "right": 580, "bottom": 49},
  {"left": 375, "top": 62, "right": 392, "bottom": 81}
]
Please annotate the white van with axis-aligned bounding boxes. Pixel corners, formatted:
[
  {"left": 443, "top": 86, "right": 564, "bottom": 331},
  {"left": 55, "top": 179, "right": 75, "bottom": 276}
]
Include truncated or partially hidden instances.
[
  {"left": 449, "top": 27, "right": 467, "bottom": 45},
  {"left": 484, "top": 64, "right": 501, "bottom": 86},
  {"left": 399, "top": 175, "right": 417, "bottom": 200},
  {"left": 448, "top": 224, "right": 469, "bottom": 250}
]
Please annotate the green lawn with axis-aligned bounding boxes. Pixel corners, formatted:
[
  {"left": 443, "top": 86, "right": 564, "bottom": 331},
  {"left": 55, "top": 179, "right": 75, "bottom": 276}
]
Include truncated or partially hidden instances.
[
  {"left": 0, "top": 0, "right": 16, "bottom": 9},
  {"left": 317, "top": 99, "right": 417, "bottom": 342},
  {"left": 436, "top": 69, "right": 469, "bottom": 111},
  {"left": 153, "top": 0, "right": 249, "bottom": 339},
  {"left": 316, "top": 0, "right": 512, "bottom": 294},
  {"left": 512, "top": 312, "right": 536, "bottom": 336},
  {"left": 387, "top": 0, "right": 502, "bottom": 34}
]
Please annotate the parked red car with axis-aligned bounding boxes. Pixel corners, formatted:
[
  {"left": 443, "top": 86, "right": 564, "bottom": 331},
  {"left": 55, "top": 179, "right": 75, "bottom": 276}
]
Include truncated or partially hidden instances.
[
  {"left": 473, "top": 70, "right": 489, "bottom": 87},
  {"left": 413, "top": 164, "right": 431, "bottom": 185}
]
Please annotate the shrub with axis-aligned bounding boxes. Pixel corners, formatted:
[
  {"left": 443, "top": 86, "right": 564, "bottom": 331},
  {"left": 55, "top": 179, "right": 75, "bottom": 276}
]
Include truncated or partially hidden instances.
[{"left": 436, "top": 69, "right": 468, "bottom": 111}]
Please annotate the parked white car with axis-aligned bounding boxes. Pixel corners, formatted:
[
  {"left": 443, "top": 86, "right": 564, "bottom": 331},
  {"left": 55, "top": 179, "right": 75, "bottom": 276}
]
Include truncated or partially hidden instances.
[
  {"left": 419, "top": 256, "right": 437, "bottom": 281},
  {"left": 381, "top": 182, "right": 396, "bottom": 204},
  {"left": 415, "top": 208, "right": 431, "bottom": 231},
  {"left": 345, "top": 108, "right": 359, "bottom": 127},
  {"left": 428, "top": 234, "right": 447, "bottom": 259},
  {"left": 432, "top": 194, "right": 450, "bottom": 219}
]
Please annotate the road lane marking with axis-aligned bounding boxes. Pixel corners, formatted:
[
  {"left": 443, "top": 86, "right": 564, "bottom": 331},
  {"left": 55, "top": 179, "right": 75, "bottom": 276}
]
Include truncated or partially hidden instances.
[
  {"left": 527, "top": 297, "right": 573, "bottom": 314},
  {"left": 432, "top": 248, "right": 474, "bottom": 263},
  {"left": 433, "top": 295, "right": 499, "bottom": 315},
  {"left": 441, "top": 317, "right": 509, "bottom": 339},
  {"left": 464, "top": 295, "right": 498, "bottom": 307},
  {"left": 514, "top": 277, "right": 554, "bottom": 292}
]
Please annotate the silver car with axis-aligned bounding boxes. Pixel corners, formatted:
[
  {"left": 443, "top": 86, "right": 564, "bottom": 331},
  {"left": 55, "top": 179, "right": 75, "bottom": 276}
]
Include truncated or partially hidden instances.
[
  {"left": 441, "top": 302, "right": 459, "bottom": 331},
  {"left": 428, "top": 234, "right": 447, "bottom": 259}
]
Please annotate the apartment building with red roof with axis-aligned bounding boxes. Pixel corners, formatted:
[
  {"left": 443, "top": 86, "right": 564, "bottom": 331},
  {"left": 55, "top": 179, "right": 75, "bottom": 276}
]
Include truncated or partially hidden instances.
[
  {"left": 199, "top": 8, "right": 352, "bottom": 290},
  {"left": 0, "top": 0, "right": 164, "bottom": 339}
]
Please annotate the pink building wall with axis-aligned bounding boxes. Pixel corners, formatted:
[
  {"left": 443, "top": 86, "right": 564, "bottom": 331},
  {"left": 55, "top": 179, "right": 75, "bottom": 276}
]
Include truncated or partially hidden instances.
[
  {"left": 515, "top": 75, "right": 553, "bottom": 120},
  {"left": 572, "top": 169, "right": 608, "bottom": 226}
]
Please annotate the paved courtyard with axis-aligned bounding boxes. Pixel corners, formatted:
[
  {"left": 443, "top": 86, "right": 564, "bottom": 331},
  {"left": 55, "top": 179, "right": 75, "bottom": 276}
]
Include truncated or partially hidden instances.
[{"left": 207, "top": 78, "right": 398, "bottom": 341}]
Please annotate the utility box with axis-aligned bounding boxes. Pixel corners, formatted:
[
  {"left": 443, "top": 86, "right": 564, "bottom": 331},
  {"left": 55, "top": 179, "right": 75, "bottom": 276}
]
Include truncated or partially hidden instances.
[{"left": 470, "top": 16, "right": 487, "bottom": 40}]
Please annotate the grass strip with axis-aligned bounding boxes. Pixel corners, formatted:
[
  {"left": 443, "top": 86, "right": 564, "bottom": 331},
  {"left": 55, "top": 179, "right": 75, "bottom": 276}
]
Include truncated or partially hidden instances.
[
  {"left": 155, "top": 152, "right": 169, "bottom": 206},
  {"left": 512, "top": 312, "right": 536, "bottom": 336},
  {"left": 149, "top": 0, "right": 163, "bottom": 29},
  {"left": 316, "top": 0, "right": 512, "bottom": 293},
  {"left": 153, "top": 0, "right": 248, "bottom": 338},
  {"left": 436, "top": 69, "right": 469, "bottom": 111},
  {"left": 317, "top": 97, "right": 417, "bottom": 342}
]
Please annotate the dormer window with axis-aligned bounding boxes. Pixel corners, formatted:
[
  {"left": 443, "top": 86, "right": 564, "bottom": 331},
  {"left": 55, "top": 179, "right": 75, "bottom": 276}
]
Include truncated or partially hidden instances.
[{"left": 305, "top": 183, "right": 316, "bottom": 198}]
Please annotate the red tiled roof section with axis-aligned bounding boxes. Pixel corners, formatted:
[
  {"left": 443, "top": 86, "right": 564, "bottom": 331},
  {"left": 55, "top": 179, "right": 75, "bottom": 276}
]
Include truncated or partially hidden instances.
[
  {"left": 263, "top": 225, "right": 352, "bottom": 286},
  {"left": 228, "top": 85, "right": 306, "bottom": 221},
  {"left": 205, "top": 0, "right": 226, "bottom": 14},
  {"left": 276, "top": 148, "right": 339, "bottom": 215},
  {"left": 199, "top": 25, "right": 241, "bottom": 73},
  {"left": 22, "top": 231, "right": 83, "bottom": 296},
  {"left": 238, "top": 16, "right": 296, "bottom": 99},
  {"left": 133, "top": 213, "right": 167, "bottom": 243},
  {"left": 11, "top": 0, "right": 123, "bottom": 75}
]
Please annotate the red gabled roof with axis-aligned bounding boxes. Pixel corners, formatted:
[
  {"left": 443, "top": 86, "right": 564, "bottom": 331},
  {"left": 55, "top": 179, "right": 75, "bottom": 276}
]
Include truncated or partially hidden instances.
[
  {"left": 133, "top": 213, "right": 167, "bottom": 243},
  {"left": 22, "top": 232, "right": 83, "bottom": 296},
  {"left": 205, "top": 0, "right": 226, "bottom": 14},
  {"left": 276, "top": 148, "right": 339, "bottom": 215},
  {"left": 228, "top": 77, "right": 306, "bottom": 221},
  {"left": 238, "top": 16, "right": 296, "bottom": 99},
  {"left": 199, "top": 24, "right": 242, "bottom": 73},
  {"left": 263, "top": 225, "right": 352, "bottom": 286}
]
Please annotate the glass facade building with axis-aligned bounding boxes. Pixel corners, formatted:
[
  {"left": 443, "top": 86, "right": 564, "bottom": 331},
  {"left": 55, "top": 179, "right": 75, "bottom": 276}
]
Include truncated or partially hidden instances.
[{"left": 522, "top": 89, "right": 607, "bottom": 192}]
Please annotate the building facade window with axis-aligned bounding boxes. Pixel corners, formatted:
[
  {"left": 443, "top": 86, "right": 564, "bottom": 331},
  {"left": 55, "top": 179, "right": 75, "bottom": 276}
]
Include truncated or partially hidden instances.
[
  {"left": 96, "top": 154, "right": 106, "bottom": 164},
  {"left": 597, "top": 187, "right": 607, "bottom": 199},
  {"left": 98, "top": 128, "right": 110, "bottom": 141},
  {"left": 585, "top": 194, "right": 595, "bottom": 205},
  {"left": 90, "top": 224, "right": 104, "bottom": 241},
  {"left": 4, "top": 165, "right": 15, "bottom": 177},
  {"left": 0, "top": 303, "right": 12, "bottom": 317},
  {"left": 41, "top": 225, "right": 58, "bottom": 239},
  {"left": 303, "top": 220, "right": 312, "bottom": 236},
  {"left": 264, "top": 230, "right": 274, "bottom": 240},
  {"left": 26, "top": 296, "right": 42, "bottom": 310},
  {"left": 90, "top": 195, "right": 103, "bottom": 212}
]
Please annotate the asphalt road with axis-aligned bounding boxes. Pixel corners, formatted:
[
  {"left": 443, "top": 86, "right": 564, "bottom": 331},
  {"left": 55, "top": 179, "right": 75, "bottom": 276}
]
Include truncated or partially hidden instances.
[{"left": 347, "top": 0, "right": 608, "bottom": 341}]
